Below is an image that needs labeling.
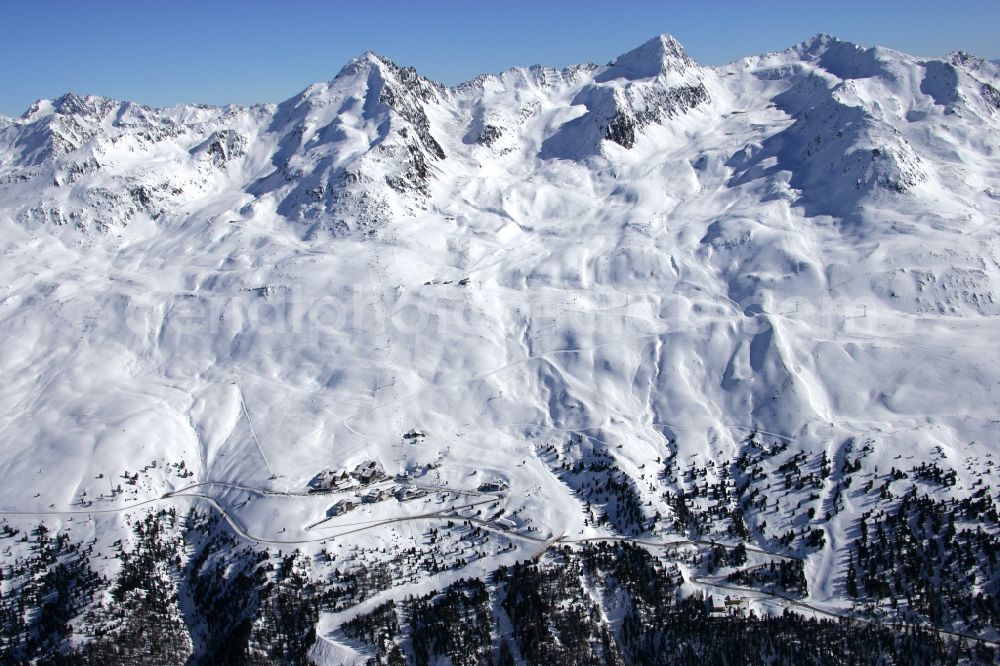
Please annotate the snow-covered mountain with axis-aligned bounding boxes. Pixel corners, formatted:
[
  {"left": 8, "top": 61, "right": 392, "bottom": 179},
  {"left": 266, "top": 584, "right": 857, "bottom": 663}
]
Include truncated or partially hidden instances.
[{"left": 1, "top": 34, "right": 999, "bottom": 663}]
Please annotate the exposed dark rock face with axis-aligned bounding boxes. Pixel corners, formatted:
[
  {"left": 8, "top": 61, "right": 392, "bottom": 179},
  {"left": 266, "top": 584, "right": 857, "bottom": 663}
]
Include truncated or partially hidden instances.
[
  {"left": 982, "top": 82, "right": 1000, "bottom": 110},
  {"left": 477, "top": 124, "right": 503, "bottom": 147},
  {"left": 193, "top": 129, "right": 248, "bottom": 165},
  {"left": 605, "top": 111, "right": 636, "bottom": 148},
  {"left": 603, "top": 83, "right": 710, "bottom": 148},
  {"left": 376, "top": 62, "right": 446, "bottom": 162},
  {"left": 542, "top": 80, "right": 710, "bottom": 158}
]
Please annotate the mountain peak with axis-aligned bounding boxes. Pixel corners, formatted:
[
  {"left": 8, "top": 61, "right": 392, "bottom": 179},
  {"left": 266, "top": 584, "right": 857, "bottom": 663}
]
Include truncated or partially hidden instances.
[
  {"left": 596, "top": 33, "right": 695, "bottom": 82},
  {"left": 335, "top": 50, "right": 401, "bottom": 80},
  {"left": 355, "top": 50, "right": 394, "bottom": 67},
  {"left": 16, "top": 93, "right": 120, "bottom": 122},
  {"left": 51, "top": 92, "right": 118, "bottom": 116},
  {"left": 797, "top": 32, "right": 839, "bottom": 53}
]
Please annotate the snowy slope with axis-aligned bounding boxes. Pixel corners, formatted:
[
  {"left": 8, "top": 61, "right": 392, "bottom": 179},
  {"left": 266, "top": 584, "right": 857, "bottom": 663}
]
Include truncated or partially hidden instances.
[{"left": 1, "top": 33, "right": 999, "bottom": 657}]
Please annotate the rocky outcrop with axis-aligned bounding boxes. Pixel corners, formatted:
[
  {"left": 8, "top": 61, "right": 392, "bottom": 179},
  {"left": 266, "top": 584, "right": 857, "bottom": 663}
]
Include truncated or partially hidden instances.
[{"left": 192, "top": 129, "right": 247, "bottom": 165}]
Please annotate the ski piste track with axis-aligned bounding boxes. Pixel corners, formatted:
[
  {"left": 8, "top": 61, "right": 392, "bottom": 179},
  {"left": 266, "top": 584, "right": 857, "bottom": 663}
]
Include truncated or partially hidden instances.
[{"left": 2, "top": 479, "right": 997, "bottom": 647}]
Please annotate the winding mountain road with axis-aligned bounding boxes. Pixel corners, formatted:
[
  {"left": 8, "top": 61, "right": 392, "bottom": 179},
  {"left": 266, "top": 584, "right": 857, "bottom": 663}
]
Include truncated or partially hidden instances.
[{"left": 3, "top": 479, "right": 996, "bottom": 647}]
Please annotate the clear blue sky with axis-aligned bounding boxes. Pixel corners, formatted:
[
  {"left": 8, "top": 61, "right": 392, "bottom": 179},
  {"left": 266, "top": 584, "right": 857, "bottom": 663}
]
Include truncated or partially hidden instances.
[{"left": 2, "top": 0, "right": 998, "bottom": 116}]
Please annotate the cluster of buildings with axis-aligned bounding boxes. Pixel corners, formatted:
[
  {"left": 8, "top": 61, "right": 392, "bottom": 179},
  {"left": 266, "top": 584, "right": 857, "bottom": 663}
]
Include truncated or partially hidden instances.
[
  {"left": 309, "top": 460, "right": 511, "bottom": 520},
  {"left": 706, "top": 595, "right": 748, "bottom": 617},
  {"left": 310, "top": 458, "right": 438, "bottom": 518},
  {"left": 324, "top": 482, "right": 428, "bottom": 517},
  {"left": 478, "top": 479, "right": 509, "bottom": 493},
  {"left": 308, "top": 459, "right": 387, "bottom": 492}
]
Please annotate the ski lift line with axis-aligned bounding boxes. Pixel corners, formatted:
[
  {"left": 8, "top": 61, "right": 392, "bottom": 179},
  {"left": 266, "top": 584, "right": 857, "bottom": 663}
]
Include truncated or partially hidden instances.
[
  {"left": 499, "top": 420, "right": 796, "bottom": 446},
  {"left": 689, "top": 573, "right": 1000, "bottom": 647},
  {"left": 0, "top": 477, "right": 497, "bottom": 516},
  {"left": 339, "top": 276, "right": 956, "bottom": 445},
  {"left": 179, "top": 262, "right": 950, "bottom": 425},
  {"left": 304, "top": 496, "right": 501, "bottom": 533},
  {"left": 170, "top": 492, "right": 522, "bottom": 546},
  {"left": 559, "top": 536, "right": 800, "bottom": 561},
  {"left": 237, "top": 382, "right": 273, "bottom": 476},
  {"left": 340, "top": 330, "right": 671, "bottom": 438},
  {"left": 204, "top": 275, "right": 956, "bottom": 439},
  {"left": 529, "top": 530, "right": 567, "bottom": 560},
  {"left": 0, "top": 495, "right": 169, "bottom": 516},
  {"left": 0, "top": 488, "right": 520, "bottom": 547}
]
